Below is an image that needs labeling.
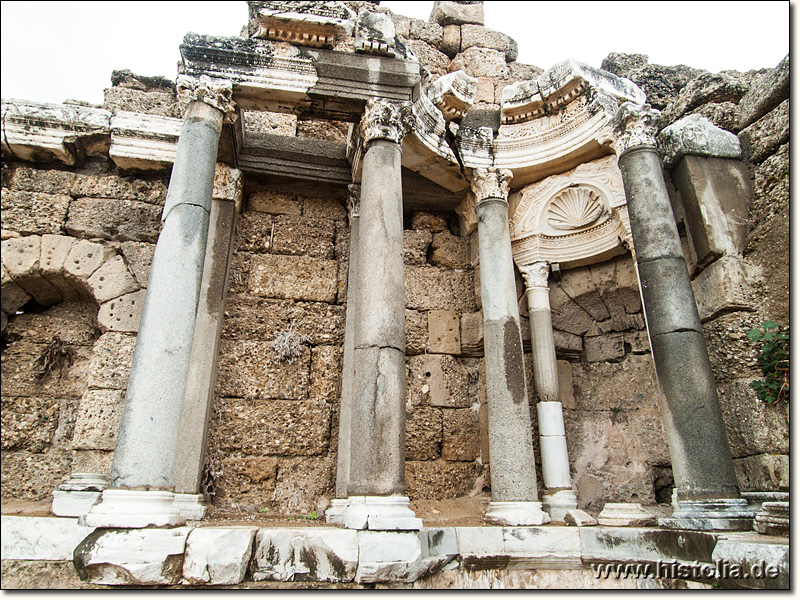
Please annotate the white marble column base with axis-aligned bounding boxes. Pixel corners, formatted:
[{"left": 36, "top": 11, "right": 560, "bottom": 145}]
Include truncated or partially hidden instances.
[
  {"left": 51, "top": 473, "right": 109, "bottom": 517},
  {"left": 326, "top": 498, "right": 348, "bottom": 524},
  {"left": 80, "top": 490, "right": 186, "bottom": 528},
  {"left": 343, "top": 496, "right": 422, "bottom": 531},
  {"left": 659, "top": 498, "right": 754, "bottom": 531},
  {"left": 484, "top": 501, "right": 551, "bottom": 526},
  {"left": 542, "top": 490, "right": 578, "bottom": 523},
  {"left": 173, "top": 493, "right": 206, "bottom": 520},
  {"left": 598, "top": 502, "right": 656, "bottom": 526}
]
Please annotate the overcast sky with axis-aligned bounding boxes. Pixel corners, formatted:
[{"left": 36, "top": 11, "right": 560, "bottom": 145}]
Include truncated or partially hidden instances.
[{"left": 0, "top": 1, "right": 790, "bottom": 106}]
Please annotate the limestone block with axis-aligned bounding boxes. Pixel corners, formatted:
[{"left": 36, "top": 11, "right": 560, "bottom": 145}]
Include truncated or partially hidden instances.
[
  {"left": 70, "top": 172, "right": 168, "bottom": 205},
  {"left": 430, "top": 1, "right": 484, "bottom": 26},
  {"left": 40, "top": 234, "right": 76, "bottom": 282},
  {"left": 659, "top": 71, "right": 749, "bottom": 125},
  {"left": 251, "top": 528, "right": 358, "bottom": 583},
  {"left": 235, "top": 212, "right": 272, "bottom": 253},
  {"left": 248, "top": 254, "right": 338, "bottom": 303},
  {"left": 456, "top": 526, "right": 504, "bottom": 557},
  {"left": 87, "top": 332, "right": 136, "bottom": 390},
  {"left": 624, "top": 330, "right": 651, "bottom": 354},
  {"left": 734, "top": 454, "right": 789, "bottom": 492},
  {"left": 751, "top": 143, "right": 788, "bottom": 227},
  {"left": 557, "top": 266, "right": 610, "bottom": 322},
  {"left": 64, "top": 240, "right": 112, "bottom": 281},
  {"left": 0, "top": 189, "right": 71, "bottom": 236},
  {"left": 738, "top": 54, "right": 789, "bottom": 129},
  {"left": 271, "top": 215, "right": 336, "bottom": 259},
  {"left": 549, "top": 282, "right": 593, "bottom": 336},
  {"left": 405, "top": 266, "right": 476, "bottom": 313},
  {"left": 303, "top": 196, "right": 347, "bottom": 221},
  {"left": 692, "top": 101, "right": 738, "bottom": 133},
  {"left": 702, "top": 312, "right": 761, "bottom": 381},
  {"left": 309, "top": 345, "right": 342, "bottom": 402},
  {"left": 658, "top": 114, "right": 742, "bottom": 171},
  {"left": 428, "top": 309, "right": 461, "bottom": 354},
  {"left": 564, "top": 509, "right": 597, "bottom": 527},
  {"left": 556, "top": 361, "right": 575, "bottom": 408},
  {"left": 51, "top": 490, "right": 102, "bottom": 518},
  {"left": 449, "top": 47, "right": 510, "bottom": 79},
  {"left": 460, "top": 311, "right": 483, "bottom": 356},
  {"left": 0, "top": 448, "right": 73, "bottom": 501},
  {"left": 244, "top": 111, "right": 297, "bottom": 137},
  {"left": 460, "top": 25, "right": 517, "bottom": 62},
  {"left": 183, "top": 527, "right": 257, "bottom": 585},
  {"left": 0, "top": 396, "right": 59, "bottom": 451},
  {"left": 691, "top": 256, "right": 754, "bottom": 322},
  {"left": 581, "top": 527, "right": 718, "bottom": 566},
  {"left": 66, "top": 198, "right": 162, "bottom": 243},
  {"left": 405, "top": 309, "right": 428, "bottom": 355},
  {"left": 406, "top": 405, "right": 443, "bottom": 461},
  {"left": 214, "top": 399, "right": 329, "bottom": 457},
  {"left": 754, "top": 501, "right": 789, "bottom": 537},
  {"left": 407, "top": 354, "right": 472, "bottom": 408},
  {"left": 584, "top": 333, "right": 625, "bottom": 363},
  {"left": 2, "top": 236, "right": 41, "bottom": 279},
  {"left": 248, "top": 190, "right": 302, "bottom": 216},
  {"left": 441, "top": 25, "right": 461, "bottom": 58},
  {"left": 97, "top": 289, "right": 146, "bottom": 332},
  {"left": 356, "top": 530, "right": 428, "bottom": 583},
  {"left": 216, "top": 339, "right": 310, "bottom": 401},
  {"left": 120, "top": 241, "right": 155, "bottom": 287},
  {"left": 717, "top": 379, "right": 789, "bottom": 458},
  {"left": 411, "top": 211, "right": 448, "bottom": 232},
  {"left": 217, "top": 455, "right": 278, "bottom": 503},
  {"left": 73, "top": 527, "right": 190, "bottom": 585},
  {"left": 738, "top": 99, "right": 789, "bottom": 164},
  {"left": 430, "top": 231, "right": 469, "bottom": 269},
  {"left": 6, "top": 165, "right": 77, "bottom": 195},
  {"left": 502, "top": 527, "right": 582, "bottom": 568},
  {"left": 406, "top": 41, "right": 450, "bottom": 78},
  {"left": 103, "top": 87, "right": 180, "bottom": 119},
  {"left": 405, "top": 460, "right": 482, "bottom": 500},
  {"left": 109, "top": 111, "right": 181, "bottom": 171},
  {"left": 409, "top": 19, "right": 443, "bottom": 48},
  {"left": 403, "top": 229, "right": 432, "bottom": 265},
  {"left": 3, "top": 299, "right": 98, "bottom": 344},
  {"left": 72, "top": 389, "right": 125, "bottom": 451},
  {"left": 1, "top": 262, "right": 31, "bottom": 314},
  {"left": 86, "top": 255, "right": 139, "bottom": 303},
  {"left": 1, "top": 516, "right": 96, "bottom": 561},
  {"left": 1, "top": 341, "right": 91, "bottom": 399},
  {"left": 553, "top": 329, "right": 582, "bottom": 361},
  {"left": 441, "top": 408, "right": 480, "bottom": 461},
  {"left": 272, "top": 456, "right": 335, "bottom": 514},
  {"left": 475, "top": 77, "right": 495, "bottom": 104}
]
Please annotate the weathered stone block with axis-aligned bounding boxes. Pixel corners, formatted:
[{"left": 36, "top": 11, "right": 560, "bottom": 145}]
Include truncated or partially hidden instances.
[
  {"left": 751, "top": 143, "right": 788, "bottom": 228},
  {"left": 272, "top": 456, "right": 335, "bottom": 514},
  {"left": 309, "top": 345, "right": 342, "bottom": 403},
  {"left": 584, "top": 333, "right": 625, "bottom": 363},
  {"left": 441, "top": 408, "right": 480, "bottom": 461},
  {"left": 217, "top": 455, "right": 279, "bottom": 502},
  {"left": 430, "top": 1, "right": 484, "bottom": 26},
  {"left": 1, "top": 262, "right": 31, "bottom": 314},
  {"left": 248, "top": 254, "right": 338, "bottom": 303},
  {"left": 553, "top": 329, "right": 582, "bottom": 361},
  {"left": 248, "top": 190, "right": 302, "bottom": 216},
  {"left": 449, "top": 47, "right": 510, "bottom": 79},
  {"left": 440, "top": 24, "right": 461, "bottom": 57},
  {"left": 691, "top": 256, "right": 754, "bottom": 322},
  {"left": 0, "top": 449, "right": 72, "bottom": 501},
  {"left": 0, "top": 189, "right": 70, "bottom": 236},
  {"left": 407, "top": 354, "right": 473, "bottom": 408},
  {"left": 460, "top": 25, "right": 517, "bottom": 62},
  {"left": 738, "top": 54, "right": 789, "bottom": 130},
  {"left": 406, "top": 40, "right": 450, "bottom": 77},
  {"left": 66, "top": 198, "right": 162, "bottom": 243},
  {"left": 2, "top": 236, "right": 41, "bottom": 279},
  {"left": 405, "top": 460, "right": 482, "bottom": 500},
  {"left": 557, "top": 360, "right": 575, "bottom": 409},
  {"left": 244, "top": 111, "right": 298, "bottom": 137},
  {"left": 63, "top": 240, "right": 110, "bottom": 284},
  {"left": 738, "top": 99, "right": 789, "bottom": 164},
  {"left": 460, "top": 311, "right": 483, "bottom": 356},
  {"left": 40, "top": 234, "right": 76, "bottom": 279},
  {"left": 86, "top": 332, "right": 136, "bottom": 390},
  {"left": 0, "top": 396, "right": 59, "bottom": 452},
  {"left": 409, "top": 18, "right": 443, "bottom": 47},
  {"left": 97, "top": 289, "right": 145, "bottom": 332},
  {"left": 70, "top": 172, "right": 168, "bottom": 205},
  {"left": 183, "top": 527, "right": 257, "bottom": 585},
  {"left": 549, "top": 282, "right": 593, "bottom": 336},
  {"left": 72, "top": 389, "right": 125, "bottom": 451},
  {"left": 430, "top": 231, "right": 469, "bottom": 269},
  {"left": 6, "top": 166, "right": 77, "bottom": 195},
  {"left": 251, "top": 528, "right": 358, "bottom": 583},
  {"left": 406, "top": 405, "right": 443, "bottom": 461},
  {"left": 403, "top": 229, "right": 432, "bottom": 265},
  {"left": 734, "top": 454, "right": 788, "bottom": 492},
  {"left": 296, "top": 119, "right": 350, "bottom": 143},
  {"left": 557, "top": 266, "right": 610, "bottom": 322},
  {"left": 271, "top": 215, "right": 336, "bottom": 259},
  {"left": 216, "top": 339, "right": 310, "bottom": 401},
  {"left": 405, "top": 309, "right": 428, "bottom": 355},
  {"left": 236, "top": 211, "right": 272, "bottom": 254},
  {"left": 428, "top": 309, "right": 460, "bottom": 354},
  {"left": 405, "top": 266, "right": 476, "bottom": 312},
  {"left": 702, "top": 312, "right": 761, "bottom": 382},
  {"left": 411, "top": 211, "right": 448, "bottom": 233},
  {"left": 102, "top": 86, "right": 180, "bottom": 119},
  {"left": 1, "top": 341, "right": 91, "bottom": 399},
  {"left": 86, "top": 255, "right": 139, "bottom": 303},
  {"left": 303, "top": 195, "right": 347, "bottom": 221},
  {"left": 3, "top": 301, "right": 98, "bottom": 346},
  {"left": 660, "top": 71, "right": 749, "bottom": 125},
  {"left": 119, "top": 241, "right": 154, "bottom": 287},
  {"left": 1, "top": 515, "right": 96, "bottom": 561},
  {"left": 718, "top": 379, "right": 789, "bottom": 458},
  {"left": 624, "top": 330, "right": 651, "bottom": 354}
]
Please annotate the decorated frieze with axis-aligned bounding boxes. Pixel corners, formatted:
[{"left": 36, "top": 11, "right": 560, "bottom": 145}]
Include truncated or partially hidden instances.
[
  {"left": 248, "top": 1, "right": 355, "bottom": 48},
  {"left": 657, "top": 114, "right": 742, "bottom": 171}
]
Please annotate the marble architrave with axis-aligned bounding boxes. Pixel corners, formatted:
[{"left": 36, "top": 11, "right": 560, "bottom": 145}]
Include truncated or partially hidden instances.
[{"left": 109, "top": 111, "right": 182, "bottom": 171}]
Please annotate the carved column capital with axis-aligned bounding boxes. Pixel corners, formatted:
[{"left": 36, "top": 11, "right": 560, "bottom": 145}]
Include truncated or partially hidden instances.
[
  {"left": 347, "top": 184, "right": 361, "bottom": 218},
  {"left": 519, "top": 261, "right": 550, "bottom": 289},
  {"left": 177, "top": 75, "right": 237, "bottom": 124},
  {"left": 359, "top": 98, "right": 414, "bottom": 145},
  {"left": 612, "top": 102, "right": 660, "bottom": 155},
  {"left": 470, "top": 168, "right": 514, "bottom": 205}
]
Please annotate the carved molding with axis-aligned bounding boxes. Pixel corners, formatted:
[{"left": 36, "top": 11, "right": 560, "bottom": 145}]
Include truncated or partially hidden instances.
[
  {"left": 177, "top": 75, "right": 237, "bottom": 124},
  {"left": 248, "top": 1, "right": 355, "bottom": 48},
  {"left": 519, "top": 261, "right": 550, "bottom": 289},
  {"left": 109, "top": 111, "right": 181, "bottom": 172},
  {"left": 657, "top": 113, "right": 742, "bottom": 170},
  {"left": 612, "top": 102, "right": 660, "bottom": 155},
  {"left": 354, "top": 8, "right": 396, "bottom": 56},
  {"left": 359, "top": 98, "right": 414, "bottom": 145},
  {"left": 428, "top": 71, "right": 477, "bottom": 122},
  {"left": 470, "top": 168, "right": 514, "bottom": 205},
  {"left": 547, "top": 187, "right": 607, "bottom": 231}
]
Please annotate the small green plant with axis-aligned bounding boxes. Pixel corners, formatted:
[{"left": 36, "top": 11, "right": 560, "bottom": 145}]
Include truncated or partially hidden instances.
[
  {"left": 304, "top": 510, "right": 319, "bottom": 521},
  {"left": 258, "top": 507, "right": 269, "bottom": 513},
  {"left": 746, "top": 321, "right": 789, "bottom": 404}
]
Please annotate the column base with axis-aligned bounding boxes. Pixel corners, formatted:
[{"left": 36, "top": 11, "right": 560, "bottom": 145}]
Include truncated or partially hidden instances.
[
  {"left": 326, "top": 498, "right": 348, "bottom": 524},
  {"left": 343, "top": 496, "right": 422, "bottom": 531},
  {"left": 598, "top": 502, "right": 656, "bottom": 527},
  {"left": 658, "top": 498, "right": 754, "bottom": 531},
  {"left": 542, "top": 490, "right": 578, "bottom": 523},
  {"left": 484, "top": 501, "right": 550, "bottom": 526},
  {"left": 173, "top": 493, "right": 206, "bottom": 520},
  {"left": 753, "top": 501, "right": 789, "bottom": 537},
  {"left": 51, "top": 473, "right": 109, "bottom": 517},
  {"left": 80, "top": 489, "right": 186, "bottom": 528}
]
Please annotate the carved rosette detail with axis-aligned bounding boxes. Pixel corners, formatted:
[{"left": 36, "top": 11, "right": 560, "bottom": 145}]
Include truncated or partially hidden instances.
[
  {"left": 612, "top": 102, "right": 660, "bottom": 154},
  {"left": 359, "top": 99, "right": 414, "bottom": 145},
  {"left": 470, "top": 168, "right": 514, "bottom": 205},
  {"left": 547, "top": 186, "right": 606, "bottom": 231},
  {"left": 177, "top": 75, "right": 237, "bottom": 124},
  {"left": 347, "top": 184, "right": 361, "bottom": 218},
  {"left": 519, "top": 261, "right": 550, "bottom": 289}
]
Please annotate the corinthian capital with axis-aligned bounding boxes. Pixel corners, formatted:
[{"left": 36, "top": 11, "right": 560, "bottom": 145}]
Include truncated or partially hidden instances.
[
  {"left": 612, "top": 102, "right": 660, "bottom": 154},
  {"left": 519, "top": 261, "right": 550, "bottom": 289},
  {"left": 347, "top": 184, "right": 361, "bottom": 218},
  {"left": 470, "top": 168, "right": 514, "bottom": 205},
  {"left": 177, "top": 75, "right": 237, "bottom": 124},
  {"left": 359, "top": 98, "right": 414, "bottom": 145}
]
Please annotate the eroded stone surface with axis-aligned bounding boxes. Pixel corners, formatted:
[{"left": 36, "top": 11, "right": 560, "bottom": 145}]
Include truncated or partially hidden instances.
[{"left": 183, "top": 527, "right": 257, "bottom": 585}]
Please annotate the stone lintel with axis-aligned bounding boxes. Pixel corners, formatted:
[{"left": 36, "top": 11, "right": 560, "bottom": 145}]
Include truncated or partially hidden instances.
[
  {"left": 240, "top": 132, "right": 350, "bottom": 184},
  {"left": 658, "top": 114, "right": 742, "bottom": 171}
]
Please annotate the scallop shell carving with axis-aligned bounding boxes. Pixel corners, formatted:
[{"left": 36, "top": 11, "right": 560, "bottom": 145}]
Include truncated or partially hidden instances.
[{"left": 546, "top": 186, "right": 606, "bottom": 231}]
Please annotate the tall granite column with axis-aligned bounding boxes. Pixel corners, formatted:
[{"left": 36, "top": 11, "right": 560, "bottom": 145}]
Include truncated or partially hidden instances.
[
  {"left": 327, "top": 185, "right": 360, "bottom": 525},
  {"left": 613, "top": 102, "right": 752, "bottom": 530},
  {"left": 519, "top": 261, "right": 577, "bottom": 523},
  {"left": 84, "top": 76, "right": 235, "bottom": 528},
  {"left": 472, "top": 168, "right": 549, "bottom": 526},
  {"left": 342, "top": 99, "right": 421, "bottom": 530}
]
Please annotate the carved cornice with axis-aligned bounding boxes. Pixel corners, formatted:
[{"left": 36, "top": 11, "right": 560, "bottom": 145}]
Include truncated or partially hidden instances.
[
  {"left": 470, "top": 168, "right": 513, "bottom": 205},
  {"left": 657, "top": 113, "right": 742, "bottom": 171},
  {"left": 359, "top": 98, "right": 414, "bottom": 145},
  {"left": 427, "top": 71, "right": 477, "bottom": 122},
  {"left": 177, "top": 75, "right": 237, "bottom": 123},
  {"left": 347, "top": 184, "right": 361, "bottom": 218},
  {"left": 248, "top": 1, "right": 355, "bottom": 48},
  {"left": 612, "top": 102, "right": 660, "bottom": 155},
  {"left": 109, "top": 111, "right": 181, "bottom": 172},
  {"left": 519, "top": 261, "right": 550, "bottom": 289}
]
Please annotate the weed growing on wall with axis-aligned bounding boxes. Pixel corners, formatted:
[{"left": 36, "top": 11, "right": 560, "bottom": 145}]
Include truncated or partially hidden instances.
[
  {"left": 271, "top": 321, "right": 310, "bottom": 364},
  {"left": 746, "top": 321, "right": 789, "bottom": 403}
]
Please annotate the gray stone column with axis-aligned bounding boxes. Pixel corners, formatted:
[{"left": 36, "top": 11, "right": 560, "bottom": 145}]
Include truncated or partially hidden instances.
[
  {"left": 84, "top": 76, "right": 235, "bottom": 528},
  {"left": 327, "top": 185, "right": 360, "bottom": 525},
  {"left": 342, "top": 99, "right": 421, "bottom": 530},
  {"left": 613, "top": 102, "right": 752, "bottom": 531},
  {"left": 471, "top": 168, "right": 549, "bottom": 526},
  {"left": 519, "top": 261, "right": 577, "bottom": 523}
]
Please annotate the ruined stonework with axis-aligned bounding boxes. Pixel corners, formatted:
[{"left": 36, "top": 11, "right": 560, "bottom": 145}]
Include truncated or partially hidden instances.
[{"left": 0, "top": 0, "right": 789, "bottom": 589}]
